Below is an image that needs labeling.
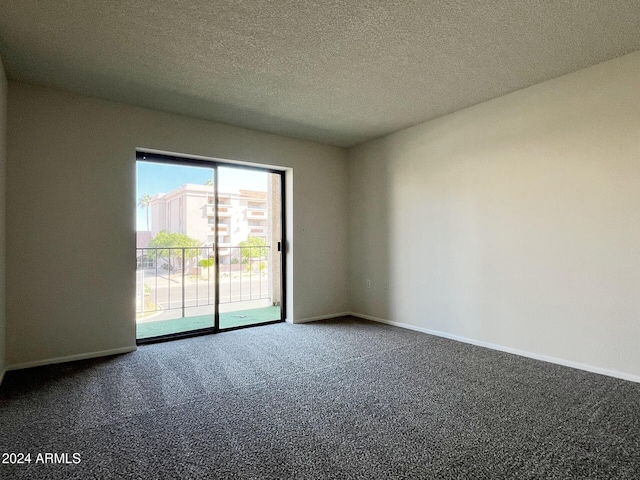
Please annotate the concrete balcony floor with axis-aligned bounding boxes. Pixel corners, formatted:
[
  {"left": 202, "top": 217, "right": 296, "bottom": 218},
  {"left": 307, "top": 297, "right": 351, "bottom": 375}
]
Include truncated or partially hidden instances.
[{"left": 137, "top": 305, "right": 281, "bottom": 339}]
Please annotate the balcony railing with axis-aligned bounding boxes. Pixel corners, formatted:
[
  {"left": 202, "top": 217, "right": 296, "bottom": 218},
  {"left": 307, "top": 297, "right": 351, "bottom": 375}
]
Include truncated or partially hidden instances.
[{"left": 136, "top": 246, "right": 273, "bottom": 318}]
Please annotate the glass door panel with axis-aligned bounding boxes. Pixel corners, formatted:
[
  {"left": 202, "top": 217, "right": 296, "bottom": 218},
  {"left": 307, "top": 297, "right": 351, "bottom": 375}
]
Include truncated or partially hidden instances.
[
  {"left": 135, "top": 161, "right": 216, "bottom": 340},
  {"left": 218, "top": 166, "right": 282, "bottom": 329}
]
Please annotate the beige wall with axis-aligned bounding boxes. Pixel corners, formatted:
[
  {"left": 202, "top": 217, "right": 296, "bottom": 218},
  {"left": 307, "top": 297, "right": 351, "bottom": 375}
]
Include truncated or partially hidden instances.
[
  {"left": 6, "top": 83, "right": 349, "bottom": 366},
  {"left": 0, "top": 57, "right": 6, "bottom": 379},
  {"left": 349, "top": 52, "right": 640, "bottom": 380}
]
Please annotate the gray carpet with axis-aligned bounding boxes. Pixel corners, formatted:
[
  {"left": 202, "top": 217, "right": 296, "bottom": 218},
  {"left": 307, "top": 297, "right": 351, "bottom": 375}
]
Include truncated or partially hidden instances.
[{"left": 1, "top": 317, "right": 638, "bottom": 479}]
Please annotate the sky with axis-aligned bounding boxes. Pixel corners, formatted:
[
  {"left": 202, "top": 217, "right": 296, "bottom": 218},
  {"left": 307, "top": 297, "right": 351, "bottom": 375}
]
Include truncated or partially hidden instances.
[{"left": 136, "top": 161, "right": 268, "bottom": 231}]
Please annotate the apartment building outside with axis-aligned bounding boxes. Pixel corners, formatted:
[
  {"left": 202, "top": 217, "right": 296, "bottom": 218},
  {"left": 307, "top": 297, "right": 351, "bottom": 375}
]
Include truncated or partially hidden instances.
[{"left": 147, "top": 183, "right": 272, "bottom": 265}]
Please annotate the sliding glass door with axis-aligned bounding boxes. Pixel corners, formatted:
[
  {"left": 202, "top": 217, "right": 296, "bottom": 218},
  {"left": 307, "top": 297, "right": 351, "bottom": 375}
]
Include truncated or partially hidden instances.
[
  {"left": 217, "top": 166, "right": 283, "bottom": 329},
  {"left": 135, "top": 153, "right": 284, "bottom": 342}
]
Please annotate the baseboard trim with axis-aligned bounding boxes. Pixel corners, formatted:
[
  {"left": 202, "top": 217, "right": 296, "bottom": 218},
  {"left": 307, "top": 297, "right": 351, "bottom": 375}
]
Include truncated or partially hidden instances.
[
  {"left": 349, "top": 312, "right": 640, "bottom": 384},
  {"left": 6, "top": 346, "right": 137, "bottom": 372},
  {"left": 294, "top": 312, "right": 351, "bottom": 324}
]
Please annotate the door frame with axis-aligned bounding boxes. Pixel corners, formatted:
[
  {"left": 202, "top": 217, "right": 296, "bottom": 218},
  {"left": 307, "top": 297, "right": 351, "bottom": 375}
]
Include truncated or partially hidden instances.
[{"left": 135, "top": 150, "right": 287, "bottom": 344}]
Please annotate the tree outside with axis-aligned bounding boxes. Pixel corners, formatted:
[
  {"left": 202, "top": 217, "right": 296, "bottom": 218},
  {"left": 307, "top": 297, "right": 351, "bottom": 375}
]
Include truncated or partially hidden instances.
[
  {"left": 198, "top": 257, "right": 215, "bottom": 279},
  {"left": 137, "top": 193, "right": 152, "bottom": 231},
  {"left": 148, "top": 231, "right": 201, "bottom": 271},
  {"left": 239, "top": 236, "right": 268, "bottom": 272}
]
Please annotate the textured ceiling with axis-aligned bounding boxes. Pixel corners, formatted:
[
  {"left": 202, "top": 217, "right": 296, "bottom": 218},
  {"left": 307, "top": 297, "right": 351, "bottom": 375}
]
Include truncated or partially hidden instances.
[{"left": 0, "top": 1, "right": 639, "bottom": 147}]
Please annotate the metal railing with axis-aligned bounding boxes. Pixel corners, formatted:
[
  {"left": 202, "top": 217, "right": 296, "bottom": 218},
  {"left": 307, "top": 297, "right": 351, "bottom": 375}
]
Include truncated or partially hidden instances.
[{"left": 135, "top": 246, "right": 273, "bottom": 316}]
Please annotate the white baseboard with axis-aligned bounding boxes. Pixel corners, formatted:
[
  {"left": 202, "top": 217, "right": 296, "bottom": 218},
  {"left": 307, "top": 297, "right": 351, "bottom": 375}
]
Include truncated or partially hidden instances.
[
  {"left": 294, "top": 312, "right": 351, "bottom": 324},
  {"left": 6, "top": 346, "right": 137, "bottom": 372},
  {"left": 349, "top": 312, "right": 640, "bottom": 384}
]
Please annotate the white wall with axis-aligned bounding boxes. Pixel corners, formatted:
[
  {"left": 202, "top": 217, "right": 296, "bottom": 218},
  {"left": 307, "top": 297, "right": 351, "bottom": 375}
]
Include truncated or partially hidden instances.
[
  {"left": 349, "top": 52, "right": 640, "bottom": 381},
  {"left": 6, "top": 83, "right": 349, "bottom": 367},
  {"left": 0, "top": 56, "right": 7, "bottom": 380}
]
